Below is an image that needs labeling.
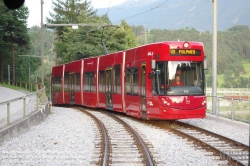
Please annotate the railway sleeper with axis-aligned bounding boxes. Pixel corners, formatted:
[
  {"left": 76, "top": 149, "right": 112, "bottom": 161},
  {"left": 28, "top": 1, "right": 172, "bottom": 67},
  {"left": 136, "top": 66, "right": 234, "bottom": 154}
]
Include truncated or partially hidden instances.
[
  {"left": 217, "top": 146, "right": 240, "bottom": 150},
  {"left": 109, "top": 137, "right": 134, "bottom": 140},
  {"left": 200, "top": 139, "right": 221, "bottom": 143},
  {"left": 110, "top": 153, "right": 142, "bottom": 157},
  {"left": 110, "top": 140, "right": 135, "bottom": 143},
  {"left": 110, "top": 158, "right": 143, "bottom": 163},
  {"left": 111, "top": 144, "right": 138, "bottom": 148},
  {"left": 109, "top": 163, "right": 145, "bottom": 166},
  {"left": 111, "top": 150, "right": 141, "bottom": 154},
  {"left": 179, "top": 130, "right": 201, "bottom": 135},
  {"left": 209, "top": 143, "right": 231, "bottom": 147}
]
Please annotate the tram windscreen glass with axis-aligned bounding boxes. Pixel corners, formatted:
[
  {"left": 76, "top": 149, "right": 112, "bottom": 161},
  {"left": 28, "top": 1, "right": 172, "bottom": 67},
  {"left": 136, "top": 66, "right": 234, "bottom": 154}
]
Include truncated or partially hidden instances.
[
  {"left": 170, "top": 49, "right": 201, "bottom": 56},
  {"left": 152, "top": 61, "right": 205, "bottom": 96}
]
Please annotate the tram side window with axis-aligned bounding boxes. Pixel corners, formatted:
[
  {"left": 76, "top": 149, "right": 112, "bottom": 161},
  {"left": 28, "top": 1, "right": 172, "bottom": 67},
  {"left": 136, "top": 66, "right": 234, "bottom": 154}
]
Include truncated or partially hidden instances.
[
  {"left": 152, "top": 62, "right": 166, "bottom": 95},
  {"left": 113, "top": 65, "right": 121, "bottom": 94},
  {"left": 126, "top": 69, "right": 132, "bottom": 94},
  {"left": 75, "top": 73, "right": 80, "bottom": 91},
  {"left": 52, "top": 76, "right": 62, "bottom": 92},
  {"left": 64, "top": 72, "right": 69, "bottom": 92},
  {"left": 126, "top": 67, "right": 138, "bottom": 95},
  {"left": 99, "top": 71, "right": 105, "bottom": 92},
  {"left": 132, "top": 68, "right": 138, "bottom": 95},
  {"left": 84, "top": 72, "right": 96, "bottom": 92}
]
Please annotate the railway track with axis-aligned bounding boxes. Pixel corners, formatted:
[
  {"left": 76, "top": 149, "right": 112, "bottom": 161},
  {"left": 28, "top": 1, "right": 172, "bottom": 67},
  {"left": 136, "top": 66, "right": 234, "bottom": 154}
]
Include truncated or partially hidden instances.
[
  {"left": 150, "top": 120, "right": 249, "bottom": 166},
  {"left": 75, "top": 107, "right": 155, "bottom": 166}
]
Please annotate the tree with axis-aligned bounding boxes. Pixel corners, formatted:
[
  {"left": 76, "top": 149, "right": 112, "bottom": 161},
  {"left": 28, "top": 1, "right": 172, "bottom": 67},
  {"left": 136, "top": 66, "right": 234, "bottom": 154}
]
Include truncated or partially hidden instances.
[
  {"left": 47, "top": 0, "right": 97, "bottom": 65},
  {"left": 48, "top": 1, "right": 137, "bottom": 64},
  {"left": 0, "top": 2, "right": 30, "bottom": 84}
]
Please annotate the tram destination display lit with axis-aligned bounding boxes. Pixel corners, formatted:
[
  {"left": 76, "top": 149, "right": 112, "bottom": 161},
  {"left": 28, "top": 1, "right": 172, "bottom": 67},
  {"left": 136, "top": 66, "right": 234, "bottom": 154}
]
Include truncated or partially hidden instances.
[{"left": 170, "top": 49, "right": 201, "bottom": 56}]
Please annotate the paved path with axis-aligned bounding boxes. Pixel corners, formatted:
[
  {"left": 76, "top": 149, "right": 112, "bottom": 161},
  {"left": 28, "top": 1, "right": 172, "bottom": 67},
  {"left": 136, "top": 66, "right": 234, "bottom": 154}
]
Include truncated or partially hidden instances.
[{"left": 0, "top": 86, "right": 36, "bottom": 128}]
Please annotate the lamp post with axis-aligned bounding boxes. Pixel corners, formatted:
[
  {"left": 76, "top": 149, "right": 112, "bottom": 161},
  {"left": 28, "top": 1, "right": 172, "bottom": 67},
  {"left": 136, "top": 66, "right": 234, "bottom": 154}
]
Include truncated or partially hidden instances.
[
  {"left": 41, "top": 0, "right": 44, "bottom": 86},
  {"left": 212, "top": 0, "right": 218, "bottom": 115}
]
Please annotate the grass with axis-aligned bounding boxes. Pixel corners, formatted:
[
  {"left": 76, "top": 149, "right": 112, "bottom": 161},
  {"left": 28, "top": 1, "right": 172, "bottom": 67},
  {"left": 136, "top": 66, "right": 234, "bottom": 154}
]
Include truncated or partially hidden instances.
[
  {"left": 242, "top": 62, "right": 250, "bottom": 78},
  {"left": 217, "top": 74, "right": 225, "bottom": 87},
  {"left": 214, "top": 62, "right": 250, "bottom": 87},
  {"left": 0, "top": 83, "right": 28, "bottom": 91}
]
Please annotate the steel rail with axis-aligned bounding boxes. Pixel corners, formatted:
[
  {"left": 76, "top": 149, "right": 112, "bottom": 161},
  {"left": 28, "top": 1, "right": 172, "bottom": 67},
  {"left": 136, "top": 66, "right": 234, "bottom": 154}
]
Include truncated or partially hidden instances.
[
  {"left": 75, "top": 107, "right": 109, "bottom": 166},
  {"left": 102, "top": 111, "right": 154, "bottom": 166},
  {"left": 152, "top": 120, "right": 248, "bottom": 166}
]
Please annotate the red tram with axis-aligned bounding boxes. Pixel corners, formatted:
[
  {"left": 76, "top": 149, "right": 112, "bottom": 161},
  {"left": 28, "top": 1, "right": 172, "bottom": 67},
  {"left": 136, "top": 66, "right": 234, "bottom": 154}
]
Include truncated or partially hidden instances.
[{"left": 51, "top": 41, "right": 207, "bottom": 120}]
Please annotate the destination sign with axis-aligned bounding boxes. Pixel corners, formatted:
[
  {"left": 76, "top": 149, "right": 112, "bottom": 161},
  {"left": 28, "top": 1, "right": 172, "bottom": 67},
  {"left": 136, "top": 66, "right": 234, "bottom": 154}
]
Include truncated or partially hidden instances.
[{"left": 170, "top": 49, "right": 201, "bottom": 56}]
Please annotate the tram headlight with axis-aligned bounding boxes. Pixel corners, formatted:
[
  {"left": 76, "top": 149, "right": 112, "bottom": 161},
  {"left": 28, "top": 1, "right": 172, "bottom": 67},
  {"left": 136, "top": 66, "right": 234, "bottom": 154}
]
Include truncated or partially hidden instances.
[{"left": 183, "top": 42, "right": 189, "bottom": 48}]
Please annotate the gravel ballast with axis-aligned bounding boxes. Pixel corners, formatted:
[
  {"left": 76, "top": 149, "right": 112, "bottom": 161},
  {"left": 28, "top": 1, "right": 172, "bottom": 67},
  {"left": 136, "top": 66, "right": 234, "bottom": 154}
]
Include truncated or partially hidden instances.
[
  {"left": 180, "top": 118, "right": 249, "bottom": 145},
  {"left": 119, "top": 117, "right": 225, "bottom": 165},
  {"left": 1, "top": 107, "right": 247, "bottom": 165},
  {"left": 0, "top": 107, "right": 95, "bottom": 166}
]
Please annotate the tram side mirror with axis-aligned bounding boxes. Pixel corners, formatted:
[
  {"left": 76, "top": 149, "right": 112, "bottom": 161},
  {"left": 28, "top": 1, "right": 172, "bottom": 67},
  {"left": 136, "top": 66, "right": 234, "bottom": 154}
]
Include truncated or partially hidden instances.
[
  {"left": 203, "top": 59, "right": 208, "bottom": 70},
  {"left": 151, "top": 60, "right": 156, "bottom": 70}
]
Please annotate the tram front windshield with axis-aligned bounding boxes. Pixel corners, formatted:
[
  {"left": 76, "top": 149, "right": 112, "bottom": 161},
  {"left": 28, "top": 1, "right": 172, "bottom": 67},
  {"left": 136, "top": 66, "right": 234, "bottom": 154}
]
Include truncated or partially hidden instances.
[{"left": 152, "top": 61, "right": 205, "bottom": 96}]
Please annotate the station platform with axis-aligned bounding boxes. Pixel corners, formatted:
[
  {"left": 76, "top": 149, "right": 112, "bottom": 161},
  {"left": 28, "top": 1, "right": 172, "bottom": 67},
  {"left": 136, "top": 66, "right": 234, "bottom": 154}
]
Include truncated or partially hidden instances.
[{"left": 0, "top": 86, "right": 37, "bottom": 127}]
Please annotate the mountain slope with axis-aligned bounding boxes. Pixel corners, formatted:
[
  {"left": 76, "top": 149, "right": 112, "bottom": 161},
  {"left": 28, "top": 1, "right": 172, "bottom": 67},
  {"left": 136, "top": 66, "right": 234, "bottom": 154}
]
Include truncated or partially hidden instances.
[{"left": 97, "top": 0, "right": 250, "bottom": 31}]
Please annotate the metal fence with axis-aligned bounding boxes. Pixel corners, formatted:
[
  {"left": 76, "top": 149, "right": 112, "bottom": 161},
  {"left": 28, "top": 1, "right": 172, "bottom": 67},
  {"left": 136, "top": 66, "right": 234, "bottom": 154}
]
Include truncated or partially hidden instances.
[
  {"left": 0, "top": 83, "right": 47, "bottom": 126},
  {"left": 206, "top": 87, "right": 250, "bottom": 96},
  {"left": 206, "top": 95, "right": 250, "bottom": 124}
]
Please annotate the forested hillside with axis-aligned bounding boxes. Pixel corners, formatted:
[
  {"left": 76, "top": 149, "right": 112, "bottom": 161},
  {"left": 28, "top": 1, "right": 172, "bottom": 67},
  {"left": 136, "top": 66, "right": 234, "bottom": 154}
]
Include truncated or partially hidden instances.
[{"left": 131, "top": 25, "right": 250, "bottom": 88}]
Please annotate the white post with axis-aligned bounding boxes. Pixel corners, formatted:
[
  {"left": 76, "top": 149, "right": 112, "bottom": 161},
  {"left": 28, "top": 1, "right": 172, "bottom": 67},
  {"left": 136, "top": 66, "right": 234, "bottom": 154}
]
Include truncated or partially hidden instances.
[
  {"left": 41, "top": 0, "right": 44, "bottom": 86},
  {"left": 29, "top": 66, "right": 31, "bottom": 91},
  {"left": 212, "top": 0, "right": 218, "bottom": 115},
  {"left": 8, "top": 65, "right": 10, "bottom": 85}
]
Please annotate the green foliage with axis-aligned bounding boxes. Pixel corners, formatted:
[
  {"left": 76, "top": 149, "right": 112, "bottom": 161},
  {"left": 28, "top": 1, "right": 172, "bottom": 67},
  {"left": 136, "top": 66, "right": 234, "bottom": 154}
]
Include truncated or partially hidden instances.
[
  {"left": 0, "top": 83, "right": 28, "bottom": 91},
  {"left": 132, "top": 25, "right": 250, "bottom": 88},
  {"left": 17, "top": 26, "right": 56, "bottom": 84},
  {"left": 48, "top": 0, "right": 137, "bottom": 65},
  {"left": 0, "top": 1, "right": 30, "bottom": 84}
]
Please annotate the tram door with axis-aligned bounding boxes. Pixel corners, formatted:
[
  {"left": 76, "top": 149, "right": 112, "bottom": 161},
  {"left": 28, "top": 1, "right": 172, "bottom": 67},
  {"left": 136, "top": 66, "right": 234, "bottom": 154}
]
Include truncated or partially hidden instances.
[
  {"left": 69, "top": 73, "right": 75, "bottom": 104},
  {"left": 141, "top": 64, "right": 147, "bottom": 119},
  {"left": 106, "top": 68, "right": 113, "bottom": 108}
]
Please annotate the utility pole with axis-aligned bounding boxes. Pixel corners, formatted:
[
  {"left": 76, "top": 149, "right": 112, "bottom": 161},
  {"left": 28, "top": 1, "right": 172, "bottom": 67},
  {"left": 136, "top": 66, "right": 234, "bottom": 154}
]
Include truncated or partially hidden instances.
[
  {"left": 41, "top": 0, "right": 44, "bottom": 86},
  {"left": 212, "top": 0, "right": 218, "bottom": 115}
]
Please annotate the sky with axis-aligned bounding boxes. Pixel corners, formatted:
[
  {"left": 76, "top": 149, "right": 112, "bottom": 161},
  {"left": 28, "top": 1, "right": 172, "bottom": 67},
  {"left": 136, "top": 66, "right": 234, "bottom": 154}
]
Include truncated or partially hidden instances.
[{"left": 25, "top": 0, "right": 127, "bottom": 27}]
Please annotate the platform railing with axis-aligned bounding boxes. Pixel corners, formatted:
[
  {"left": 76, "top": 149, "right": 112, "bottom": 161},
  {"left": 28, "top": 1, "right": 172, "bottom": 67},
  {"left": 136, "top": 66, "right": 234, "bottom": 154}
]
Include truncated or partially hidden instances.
[
  {"left": 206, "top": 95, "right": 250, "bottom": 124},
  {"left": 0, "top": 83, "right": 47, "bottom": 125}
]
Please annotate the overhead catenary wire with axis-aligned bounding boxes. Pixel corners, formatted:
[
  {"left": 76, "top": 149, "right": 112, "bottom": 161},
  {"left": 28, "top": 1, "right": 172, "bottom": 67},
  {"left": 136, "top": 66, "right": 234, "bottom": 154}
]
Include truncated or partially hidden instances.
[
  {"left": 111, "top": 0, "right": 211, "bottom": 31},
  {"left": 114, "top": 0, "right": 169, "bottom": 24},
  {"left": 106, "top": 0, "right": 112, "bottom": 15}
]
